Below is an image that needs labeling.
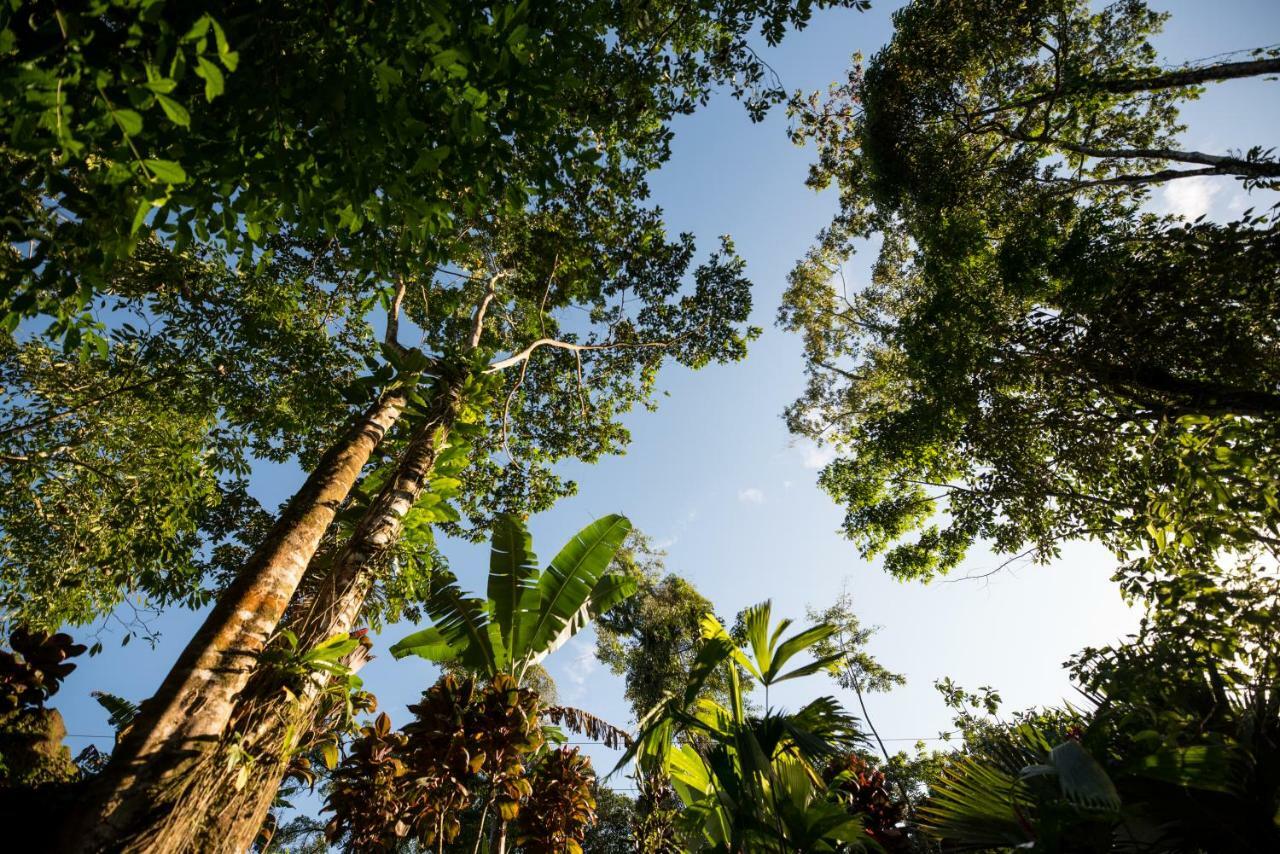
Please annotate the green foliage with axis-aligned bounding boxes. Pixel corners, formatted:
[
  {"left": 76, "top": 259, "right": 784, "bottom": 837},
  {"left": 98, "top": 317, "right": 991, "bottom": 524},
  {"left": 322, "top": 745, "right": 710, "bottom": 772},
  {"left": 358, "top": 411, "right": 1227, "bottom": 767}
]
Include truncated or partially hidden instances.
[
  {"left": 582, "top": 782, "right": 637, "bottom": 854},
  {"left": 390, "top": 514, "right": 636, "bottom": 683},
  {"left": 0, "top": 240, "right": 373, "bottom": 630},
  {"left": 595, "top": 532, "right": 732, "bottom": 721},
  {"left": 621, "top": 604, "right": 877, "bottom": 852},
  {"left": 729, "top": 600, "right": 845, "bottom": 690},
  {"left": 1, "top": 0, "right": 802, "bottom": 640},
  {"left": 630, "top": 772, "right": 686, "bottom": 854},
  {"left": 2, "top": 0, "right": 864, "bottom": 353},
  {"left": 807, "top": 591, "right": 904, "bottom": 697},
  {"left": 919, "top": 569, "right": 1280, "bottom": 851},
  {"left": 780, "top": 0, "right": 1280, "bottom": 591}
]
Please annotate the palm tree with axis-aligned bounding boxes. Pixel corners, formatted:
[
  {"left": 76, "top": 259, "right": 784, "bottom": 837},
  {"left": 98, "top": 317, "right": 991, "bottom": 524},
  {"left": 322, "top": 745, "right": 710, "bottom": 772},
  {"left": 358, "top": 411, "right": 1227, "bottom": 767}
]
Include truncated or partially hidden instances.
[{"left": 619, "top": 601, "right": 877, "bottom": 852}]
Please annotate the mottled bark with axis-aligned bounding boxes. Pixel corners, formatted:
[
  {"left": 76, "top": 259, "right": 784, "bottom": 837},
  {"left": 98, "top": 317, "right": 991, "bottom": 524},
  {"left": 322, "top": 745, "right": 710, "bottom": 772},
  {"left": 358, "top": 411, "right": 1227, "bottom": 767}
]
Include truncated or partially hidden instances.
[
  {"left": 179, "top": 380, "right": 465, "bottom": 853},
  {"left": 62, "top": 391, "right": 406, "bottom": 853}
]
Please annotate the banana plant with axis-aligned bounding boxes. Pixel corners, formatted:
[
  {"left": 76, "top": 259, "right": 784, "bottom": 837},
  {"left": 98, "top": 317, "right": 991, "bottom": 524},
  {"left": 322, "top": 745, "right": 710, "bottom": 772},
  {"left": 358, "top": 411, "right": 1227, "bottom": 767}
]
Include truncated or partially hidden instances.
[
  {"left": 389, "top": 514, "right": 636, "bottom": 685},
  {"left": 617, "top": 602, "right": 873, "bottom": 852}
]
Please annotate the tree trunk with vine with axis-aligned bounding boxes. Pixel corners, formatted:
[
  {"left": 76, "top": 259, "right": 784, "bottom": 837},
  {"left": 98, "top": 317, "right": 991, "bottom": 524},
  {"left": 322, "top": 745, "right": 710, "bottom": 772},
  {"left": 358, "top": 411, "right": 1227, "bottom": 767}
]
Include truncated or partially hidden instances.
[
  {"left": 61, "top": 391, "right": 408, "bottom": 853},
  {"left": 182, "top": 380, "right": 465, "bottom": 853}
]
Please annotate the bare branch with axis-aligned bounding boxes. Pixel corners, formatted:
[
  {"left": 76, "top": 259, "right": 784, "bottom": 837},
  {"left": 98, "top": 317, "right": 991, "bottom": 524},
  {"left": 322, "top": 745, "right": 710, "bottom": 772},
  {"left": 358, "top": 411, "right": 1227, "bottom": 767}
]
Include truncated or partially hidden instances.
[
  {"left": 485, "top": 334, "right": 683, "bottom": 374},
  {"left": 468, "top": 271, "right": 508, "bottom": 350},
  {"left": 384, "top": 277, "right": 407, "bottom": 355},
  {"left": 574, "top": 349, "right": 588, "bottom": 418},
  {"left": 1045, "top": 166, "right": 1224, "bottom": 191},
  {"left": 994, "top": 124, "right": 1280, "bottom": 179},
  {"left": 500, "top": 356, "right": 531, "bottom": 461},
  {"left": 969, "top": 56, "right": 1280, "bottom": 118},
  {"left": 538, "top": 254, "right": 559, "bottom": 339}
]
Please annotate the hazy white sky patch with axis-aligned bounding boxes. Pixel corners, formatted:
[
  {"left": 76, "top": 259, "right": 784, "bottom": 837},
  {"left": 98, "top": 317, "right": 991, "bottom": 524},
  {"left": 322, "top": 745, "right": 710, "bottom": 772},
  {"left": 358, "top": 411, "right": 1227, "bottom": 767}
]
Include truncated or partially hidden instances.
[
  {"left": 561, "top": 640, "right": 598, "bottom": 700},
  {"left": 1159, "top": 175, "right": 1221, "bottom": 220},
  {"left": 795, "top": 438, "right": 837, "bottom": 470},
  {"left": 1225, "top": 189, "right": 1252, "bottom": 217},
  {"left": 737, "top": 487, "right": 765, "bottom": 505}
]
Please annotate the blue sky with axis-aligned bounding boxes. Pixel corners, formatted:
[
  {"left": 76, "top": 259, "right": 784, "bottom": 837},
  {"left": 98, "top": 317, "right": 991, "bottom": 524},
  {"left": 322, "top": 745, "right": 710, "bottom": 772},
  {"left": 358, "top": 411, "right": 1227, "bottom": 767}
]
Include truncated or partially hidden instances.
[{"left": 54, "top": 0, "right": 1280, "bottom": 803}]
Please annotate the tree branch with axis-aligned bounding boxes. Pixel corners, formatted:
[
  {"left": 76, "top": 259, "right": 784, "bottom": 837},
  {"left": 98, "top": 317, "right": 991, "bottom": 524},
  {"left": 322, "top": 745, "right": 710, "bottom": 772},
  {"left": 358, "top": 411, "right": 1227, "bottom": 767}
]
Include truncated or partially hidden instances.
[
  {"left": 485, "top": 334, "right": 681, "bottom": 374},
  {"left": 1045, "top": 166, "right": 1224, "bottom": 190},
  {"left": 384, "top": 277, "right": 407, "bottom": 355},
  {"left": 468, "top": 271, "right": 507, "bottom": 350},
  {"left": 970, "top": 57, "right": 1280, "bottom": 117}
]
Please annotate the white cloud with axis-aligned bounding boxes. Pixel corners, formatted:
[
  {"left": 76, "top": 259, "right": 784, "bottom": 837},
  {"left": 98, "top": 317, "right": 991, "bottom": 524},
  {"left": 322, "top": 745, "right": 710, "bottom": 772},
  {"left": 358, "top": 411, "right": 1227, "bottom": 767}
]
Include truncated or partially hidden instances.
[
  {"left": 562, "top": 641, "right": 598, "bottom": 699},
  {"left": 796, "top": 439, "right": 837, "bottom": 470},
  {"left": 1159, "top": 176, "right": 1221, "bottom": 221},
  {"left": 737, "top": 487, "right": 765, "bottom": 505}
]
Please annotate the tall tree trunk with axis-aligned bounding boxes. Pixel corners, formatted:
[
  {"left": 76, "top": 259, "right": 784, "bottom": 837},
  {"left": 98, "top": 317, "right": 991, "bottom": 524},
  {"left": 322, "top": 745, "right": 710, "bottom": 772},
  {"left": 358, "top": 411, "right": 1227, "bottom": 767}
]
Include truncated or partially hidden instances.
[
  {"left": 61, "top": 391, "right": 407, "bottom": 853},
  {"left": 175, "top": 379, "right": 465, "bottom": 853}
]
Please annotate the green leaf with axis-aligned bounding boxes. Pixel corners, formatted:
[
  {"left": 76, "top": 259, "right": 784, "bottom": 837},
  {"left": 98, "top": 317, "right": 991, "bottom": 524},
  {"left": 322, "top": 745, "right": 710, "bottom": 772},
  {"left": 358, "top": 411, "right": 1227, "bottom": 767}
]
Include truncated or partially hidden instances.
[
  {"left": 210, "top": 19, "right": 239, "bottom": 70},
  {"left": 768, "top": 623, "right": 838, "bottom": 684},
  {"left": 92, "top": 690, "right": 139, "bottom": 733},
  {"left": 538, "top": 572, "right": 638, "bottom": 662},
  {"left": 1041, "top": 740, "right": 1121, "bottom": 813},
  {"left": 526, "top": 515, "right": 631, "bottom": 660},
  {"left": 113, "top": 108, "right": 143, "bottom": 136},
  {"left": 320, "top": 742, "right": 339, "bottom": 771},
  {"left": 394, "top": 576, "right": 498, "bottom": 676},
  {"left": 143, "top": 78, "right": 179, "bottom": 94},
  {"left": 155, "top": 94, "right": 190, "bottom": 127},
  {"left": 487, "top": 514, "right": 540, "bottom": 663},
  {"left": 411, "top": 146, "right": 451, "bottom": 175},
  {"left": 131, "top": 198, "right": 153, "bottom": 234},
  {"left": 183, "top": 15, "right": 212, "bottom": 42},
  {"left": 388, "top": 626, "right": 458, "bottom": 662},
  {"left": 194, "top": 56, "right": 225, "bottom": 101},
  {"left": 144, "top": 159, "right": 187, "bottom": 184}
]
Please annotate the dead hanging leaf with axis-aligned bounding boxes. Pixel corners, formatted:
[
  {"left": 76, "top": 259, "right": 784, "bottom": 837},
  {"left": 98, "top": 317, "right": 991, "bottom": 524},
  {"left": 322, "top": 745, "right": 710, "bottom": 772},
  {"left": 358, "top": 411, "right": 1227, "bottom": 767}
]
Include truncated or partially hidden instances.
[
  {"left": 543, "top": 705, "right": 633, "bottom": 749},
  {"left": 234, "top": 765, "right": 248, "bottom": 791}
]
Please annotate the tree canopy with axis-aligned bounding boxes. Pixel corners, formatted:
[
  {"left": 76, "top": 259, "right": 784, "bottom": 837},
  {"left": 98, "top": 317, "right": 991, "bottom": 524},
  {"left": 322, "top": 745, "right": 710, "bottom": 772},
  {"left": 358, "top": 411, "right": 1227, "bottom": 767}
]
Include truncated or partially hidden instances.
[
  {"left": 2, "top": 0, "right": 865, "bottom": 346},
  {"left": 594, "top": 532, "right": 731, "bottom": 721},
  {"left": 781, "top": 0, "right": 1280, "bottom": 591}
]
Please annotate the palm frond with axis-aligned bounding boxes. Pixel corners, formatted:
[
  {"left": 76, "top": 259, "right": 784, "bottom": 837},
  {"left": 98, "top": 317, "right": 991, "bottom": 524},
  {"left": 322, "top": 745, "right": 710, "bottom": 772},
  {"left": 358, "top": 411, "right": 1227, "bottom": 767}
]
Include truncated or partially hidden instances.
[{"left": 918, "top": 754, "right": 1032, "bottom": 849}]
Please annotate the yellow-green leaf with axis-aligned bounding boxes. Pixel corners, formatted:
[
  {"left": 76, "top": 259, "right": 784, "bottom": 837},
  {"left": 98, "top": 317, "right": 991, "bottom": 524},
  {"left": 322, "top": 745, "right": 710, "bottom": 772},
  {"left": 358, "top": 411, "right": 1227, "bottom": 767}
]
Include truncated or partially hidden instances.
[
  {"left": 320, "top": 742, "right": 339, "bottom": 770},
  {"left": 113, "top": 108, "right": 143, "bottom": 136},
  {"left": 195, "top": 56, "right": 225, "bottom": 101},
  {"left": 155, "top": 93, "right": 190, "bottom": 127},
  {"left": 144, "top": 159, "right": 187, "bottom": 184}
]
